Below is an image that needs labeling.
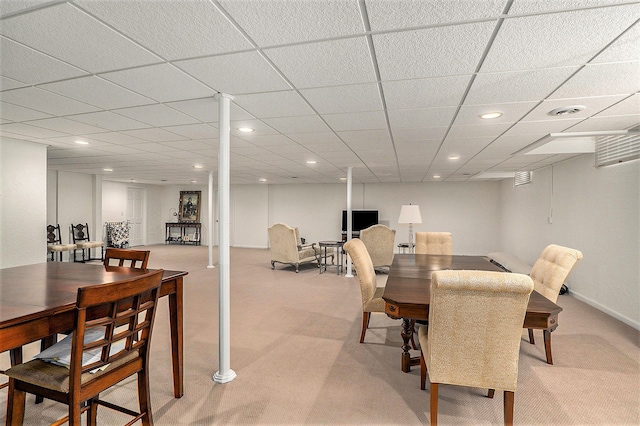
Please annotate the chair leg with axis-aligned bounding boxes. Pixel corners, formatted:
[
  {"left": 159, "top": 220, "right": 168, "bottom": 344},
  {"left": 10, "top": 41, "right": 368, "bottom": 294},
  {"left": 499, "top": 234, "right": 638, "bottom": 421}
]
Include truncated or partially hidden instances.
[
  {"left": 430, "top": 382, "right": 439, "bottom": 426},
  {"left": 488, "top": 389, "right": 495, "bottom": 398},
  {"left": 420, "top": 351, "right": 427, "bottom": 390},
  {"left": 88, "top": 397, "right": 99, "bottom": 426},
  {"left": 6, "top": 379, "right": 26, "bottom": 425},
  {"left": 528, "top": 328, "right": 535, "bottom": 344},
  {"left": 504, "top": 390, "right": 514, "bottom": 426},
  {"left": 70, "top": 401, "right": 82, "bottom": 425},
  {"left": 410, "top": 319, "right": 418, "bottom": 350},
  {"left": 360, "top": 312, "right": 370, "bottom": 343},
  {"left": 543, "top": 329, "right": 553, "bottom": 365},
  {"left": 138, "top": 370, "right": 153, "bottom": 426}
]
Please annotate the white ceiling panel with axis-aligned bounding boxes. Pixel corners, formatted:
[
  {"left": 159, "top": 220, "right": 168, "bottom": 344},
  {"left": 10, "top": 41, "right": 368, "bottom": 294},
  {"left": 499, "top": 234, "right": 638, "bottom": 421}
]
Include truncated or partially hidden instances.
[
  {"left": 0, "top": 2, "right": 161, "bottom": 73},
  {"left": 300, "top": 83, "right": 383, "bottom": 114},
  {"left": 76, "top": 0, "right": 251, "bottom": 60},
  {"left": 0, "top": 36, "right": 87, "bottom": 84},
  {"left": 482, "top": 5, "right": 639, "bottom": 72},
  {"left": 265, "top": 37, "right": 376, "bottom": 88},
  {"left": 2, "top": 0, "right": 638, "bottom": 185},
  {"left": 374, "top": 22, "right": 496, "bottom": 81},
  {"left": 39, "top": 76, "right": 155, "bottom": 110},
  {"left": 218, "top": 0, "right": 364, "bottom": 46}
]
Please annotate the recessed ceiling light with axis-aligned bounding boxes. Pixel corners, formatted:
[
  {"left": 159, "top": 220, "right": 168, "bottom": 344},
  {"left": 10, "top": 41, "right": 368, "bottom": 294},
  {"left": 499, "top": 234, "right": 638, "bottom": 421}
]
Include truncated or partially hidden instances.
[
  {"left": 193, "top": 165, "right": 203, "bottom": 169},
  {"left": 259, "top": 178, "right": 267, "bottom": 182},
  {"left": 480, "top": 112, "right": 502, "bottom": 119},
  {"left": 448, "top": 154, "right": 460, "bottom": 160},
  {"left": 75, "top": 140, "right": 89, "bottom": 145},
  {"left": 433, "top": 175, "right": 441, "bottom": 179},
  {"left": 103, "top": 168, "right": 113, "bottom": 172},
  {"left": 129, "top": 179, "right": 136, "bottom": 183},
  {"left": 190, "top": 180, "right": 197, "bottom": 183},
  {"left": 238, "top": 127, "right": 254, "bottom": 133},
  {"left": 306, "top": 160, "right": 316, "bottom": 164},
  {"left": 340, "top": 177, "right": 347, "bottom": 181}
]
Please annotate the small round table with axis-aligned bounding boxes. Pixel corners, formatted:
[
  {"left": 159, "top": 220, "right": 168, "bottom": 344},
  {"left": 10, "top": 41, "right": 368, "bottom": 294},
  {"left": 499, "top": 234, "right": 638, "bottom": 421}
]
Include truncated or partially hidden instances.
[{"left": 318, "top": 241, "right": 344, "bottom": 275}]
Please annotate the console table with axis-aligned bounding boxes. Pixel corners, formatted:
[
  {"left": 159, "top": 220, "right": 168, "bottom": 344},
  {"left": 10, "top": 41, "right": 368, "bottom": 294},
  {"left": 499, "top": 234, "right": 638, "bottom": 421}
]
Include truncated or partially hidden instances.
[{"left": 165, "top": 222, "right": 201, "bottom": 245}]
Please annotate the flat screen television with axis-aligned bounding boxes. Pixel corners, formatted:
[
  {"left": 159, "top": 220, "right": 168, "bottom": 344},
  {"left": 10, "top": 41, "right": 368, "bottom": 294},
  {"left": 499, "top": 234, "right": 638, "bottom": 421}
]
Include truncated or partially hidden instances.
[{"left": 341, "top": 210, "right": 379, "bottom": 233}]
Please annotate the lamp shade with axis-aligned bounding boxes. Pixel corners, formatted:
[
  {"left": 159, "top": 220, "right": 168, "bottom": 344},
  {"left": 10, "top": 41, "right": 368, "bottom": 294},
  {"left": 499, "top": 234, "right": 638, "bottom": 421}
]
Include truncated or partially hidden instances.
[{"left": 398, "top": 204, "right": 422, "bottom": 224}]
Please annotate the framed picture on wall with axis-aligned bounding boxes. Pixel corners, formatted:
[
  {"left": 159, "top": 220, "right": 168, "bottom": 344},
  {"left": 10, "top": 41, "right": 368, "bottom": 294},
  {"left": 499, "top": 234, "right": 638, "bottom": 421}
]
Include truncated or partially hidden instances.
[{"left": 179, "top": 190, "right": 201, "bottom": 222}]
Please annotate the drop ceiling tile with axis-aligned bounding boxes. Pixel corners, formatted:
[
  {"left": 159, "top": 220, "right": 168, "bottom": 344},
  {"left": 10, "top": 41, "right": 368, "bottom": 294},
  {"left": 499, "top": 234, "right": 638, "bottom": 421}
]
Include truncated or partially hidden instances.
[
  {"left": 0, "top": 122, "right": 68, "bottom": 138},
  {"left": 100, "top": 63, "right": 216, "bottom": 103},
  {"left": 374, "top": 22, "right": 496, "bottom": 81},
  {"left": 69, "top": 111, "right": 151, "bottom": 132},
  {"left": 28, "top": 117, "right": 106, "bottom": 135},
  {"left": 549, "top": 62, "right": 640, "bottom": 99},
  {"left": 176, "top": 51, "right": 291, "bottom": 95},
  {"left": 592, "top": 21, "right": 640, "bottom": 63},
  {"left": 447, "top": 122, "right": 512, "bottom": 138},
  {"left": 508, "top": 0, "right": 634, "bottom": 15},
  {"left": 265, "top": 37, "right": 376, "bottom": 88},
  {"left": 47, "top": 135, "right": 113, "bottom": 148},
  {"left": 234, "top": 91, "right": 315, "bottom": 118},
  {"left": 383, "top": 75, "right": 471, "bottom": 110},
  {"left": 0, "top": 76, "right": 28, "bottom": 91},
  {"left": 237, "top": 134, "right": 292, "bottom": 147},
  {"left": 162, "top": 123, "right": 218, "bottom": 139},
  {"left": 300, "top": 83, "right": 383, "bottom": 114},
  {"left": 523, "top": 95, "right": 628, "bottom": 121},
  {"left": 120, "top": 128, "right": 188, "bottom": 143},
  {"left": 263, "top": 115, "right": 330, "bottom": 134},
  {"left": 1, "top": 87, "right": 100, "bottom": 116},
  {"left": 389, "top": 107, "right": 457, "bottom": 129},
  {"left": 482, "top": 6, "right": 640, "bottom": 72},
  {"left": 502, "top": 118, "right": 583, "bottom": 136},
  {"left": 128, "top": 143, "right": 183, "bottom": 153},
  {"left": 113, "top": 104, "right": 200, "bottom": 127},
  {"left": 0, "top": 36, "right": 87, "bottom": 84},
  {"left": 39, "top": 76, "right": 155, "bottom": 110},
  {"left": 565, "top": 115, "right": 640, "bottom": 132},
  {"left": 337, "top": 129, "right": 391, "bottom": 144},
  {"left": 466, "top": 67, "right": 579, "bottom": 104},
  {"left": 321, "top": 111, "right": 388, "bottom": 132},
  {"left": 76, "top": 0, "right": 251, "bottom": 60},
  {"left": 287, "top": 132, "right": 344, "bottom": 146},
  {"left": 86, "top": 132, "right": 147, "bottom": 145},
  {"left": 365, "top": 0, "right": 505, "bottom": 31},
  {"left": 218, "top": 0, "right": 364, "bottom": 46},
  {"left": 166, "top": 99, "right": 255, "bottom": 123},
  {"left": 0, "top": 2, "right": 161, "bottom": 73},
  {"left": 393, "top": 127, "right": 448, "bottom": 141},
  {"left": 595, "top": 94, "right": 640, "bottom": 116},
  {"left": 0, "top": 101, "right": 52, "bottom": 121}
]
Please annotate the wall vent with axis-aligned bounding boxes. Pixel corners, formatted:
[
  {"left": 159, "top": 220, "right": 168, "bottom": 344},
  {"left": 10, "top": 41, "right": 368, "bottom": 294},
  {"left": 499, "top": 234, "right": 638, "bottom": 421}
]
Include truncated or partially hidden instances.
[
  {"left": 514, "top": 171, "right": 532, "bottom": 186},
  {"left": 595, "top": 131, "right": 640, "bottom": 167}
]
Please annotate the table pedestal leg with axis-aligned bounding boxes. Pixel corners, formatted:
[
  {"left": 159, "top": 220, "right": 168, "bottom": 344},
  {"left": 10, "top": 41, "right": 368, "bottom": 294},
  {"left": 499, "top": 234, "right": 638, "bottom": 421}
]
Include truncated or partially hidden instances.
[
  {"left": 169, "top": 277, "right": 184, "bottom": 398},
  {"left": 401, "top": 318, "right": 413, "bottom": 372}
]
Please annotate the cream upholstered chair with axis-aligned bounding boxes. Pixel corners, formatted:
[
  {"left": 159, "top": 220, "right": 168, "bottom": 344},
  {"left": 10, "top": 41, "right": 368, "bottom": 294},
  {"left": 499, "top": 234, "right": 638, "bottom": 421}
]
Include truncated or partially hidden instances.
[
  {"left": 47, "top": 224, "right": 76, "bottom": 261},
  {"left": 415, "top": 232, "right": 452, "bottom": 255},
  {"left": 70, "top": 223, "right": 104, "bottom": 262},
  {"left": 359, "top": 224, "right": 396, "bottom": 270},
  {"left": 343, "top": 238, "right": 385, "bottom": 343},
  {"left": 527, "top": 244, "right": 583, "bottom": 363},
  {"left": 419, "top": 270, "right": 534, "bottom": 426},
  {"left": 268, "top": 223, "right": 325, "bottom": 273}
]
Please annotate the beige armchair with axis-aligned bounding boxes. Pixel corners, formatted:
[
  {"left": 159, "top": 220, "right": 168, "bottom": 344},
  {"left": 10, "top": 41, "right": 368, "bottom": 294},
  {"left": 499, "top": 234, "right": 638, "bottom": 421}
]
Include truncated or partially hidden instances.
[
  {"left": 359, "top": 224, "right": 396, "bottom": 270},
  {"left": 419, "top": 270, "right": 534, "bottom": 426},
  {"left": 268, "top": 223, "right": 322, "bottom": 273},
  {"left": 415, "top": 232, "right": 452, "bottom": 255},
  {"left": 527, "top": 244, "right": 583, "bottom": 364}
]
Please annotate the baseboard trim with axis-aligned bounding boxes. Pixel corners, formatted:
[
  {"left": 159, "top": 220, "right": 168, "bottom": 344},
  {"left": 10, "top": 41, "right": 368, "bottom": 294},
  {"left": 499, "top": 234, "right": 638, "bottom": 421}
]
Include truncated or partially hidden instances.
[{"left": 569, "top": 290, "right": 640, "bottom": 331}]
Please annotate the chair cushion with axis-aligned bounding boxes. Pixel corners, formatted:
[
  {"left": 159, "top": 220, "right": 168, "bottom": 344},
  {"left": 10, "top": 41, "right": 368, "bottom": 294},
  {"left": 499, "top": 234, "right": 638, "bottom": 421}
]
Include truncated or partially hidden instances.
[
  {"left": 4, "top": 350, "right": 139, "bottom": 393},
  {"left": 363, "top": 286, "right": 385, "bottom": 312},
  {"left": 48, "top": 244, "right": 77, "bottom": 252},
  {"left": 75, "top": 241, "right": 104, "bottom": 249}
]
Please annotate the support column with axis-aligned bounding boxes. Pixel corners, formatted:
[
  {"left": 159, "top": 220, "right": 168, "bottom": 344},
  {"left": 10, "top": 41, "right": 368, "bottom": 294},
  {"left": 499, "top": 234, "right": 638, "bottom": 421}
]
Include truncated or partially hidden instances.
[
  {"left": 213, "top": 93, "right": 236, "bottom": 384},
  {"left": 345, "top": 166, "right": 353, "bottom": 277},
  {"left": 207, "top": 170, "right": 215, "bottom": 269}
]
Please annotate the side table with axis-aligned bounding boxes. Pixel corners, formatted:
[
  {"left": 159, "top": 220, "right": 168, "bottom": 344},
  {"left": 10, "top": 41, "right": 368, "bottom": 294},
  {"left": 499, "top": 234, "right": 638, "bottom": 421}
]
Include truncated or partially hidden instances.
[
  {"left": 397, "top": 243, "right": 415, "bottom": 254},
  {"left": 318, "top": 241, "right": 344, "bottom": 275}
]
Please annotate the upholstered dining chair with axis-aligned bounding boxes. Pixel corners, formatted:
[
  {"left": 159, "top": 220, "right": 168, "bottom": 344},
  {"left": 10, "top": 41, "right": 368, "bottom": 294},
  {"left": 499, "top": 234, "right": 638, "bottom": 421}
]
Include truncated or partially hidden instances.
[
  {"left": 419, "top": 270, "right": 534, "bottom": 426},
  {"left": 4, "top": 269, "right": 164, "bottom": 426},
  {"left": 70, "top": 223, "right": 104, "bottom": 262},
  {"left": 414, "top": 232, "right": 452, "bottom": 255},
  {"left": 47, "top": 224, "right": 76, "bottom": 261},
  {"left": 359, "top": 224, "right": 396, "bottom": 271},
  {"left": 104, "top": 248, "right": 150, "bottom": 269},
  {"left": 527, "top": 244, "right": 583, "bottom": 364}
]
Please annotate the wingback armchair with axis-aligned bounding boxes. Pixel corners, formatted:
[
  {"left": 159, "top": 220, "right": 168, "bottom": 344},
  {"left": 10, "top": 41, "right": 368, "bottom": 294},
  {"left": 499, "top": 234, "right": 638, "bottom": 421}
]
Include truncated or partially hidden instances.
[
  {"left": 268, "top": 223, "right": 321, "bottom": 273},
  {"left": 359, "top": 224, "right": 396, "bottom": 270}
]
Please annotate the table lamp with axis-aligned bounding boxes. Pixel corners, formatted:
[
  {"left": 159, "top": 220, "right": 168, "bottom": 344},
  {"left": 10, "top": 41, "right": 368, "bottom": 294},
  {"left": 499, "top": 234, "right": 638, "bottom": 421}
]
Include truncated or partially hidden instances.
[{"left": 398, "top": 204, "right": 422, "bottom": 253}]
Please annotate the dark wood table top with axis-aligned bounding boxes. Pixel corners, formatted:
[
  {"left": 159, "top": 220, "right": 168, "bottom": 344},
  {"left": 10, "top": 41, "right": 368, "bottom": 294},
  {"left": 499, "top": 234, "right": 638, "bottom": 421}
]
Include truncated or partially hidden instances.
[{"left": 0, "top": 262, "right": 186, "bottom": 330}]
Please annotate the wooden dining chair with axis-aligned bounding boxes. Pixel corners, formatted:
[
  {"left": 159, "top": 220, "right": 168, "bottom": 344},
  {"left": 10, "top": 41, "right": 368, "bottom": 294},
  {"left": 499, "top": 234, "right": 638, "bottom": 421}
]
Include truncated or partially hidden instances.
[
  {"left": 47, "top": 224, "right": 77, "bottom": 262},
  {"left": 4, "top": 269, "right": 164, "bottom": 425},
  {"left": 419, "top": 270, "right": 534, "bottom": 425},
  {"left": 104, "top": 248, "right": 151, "bottom": 269}
]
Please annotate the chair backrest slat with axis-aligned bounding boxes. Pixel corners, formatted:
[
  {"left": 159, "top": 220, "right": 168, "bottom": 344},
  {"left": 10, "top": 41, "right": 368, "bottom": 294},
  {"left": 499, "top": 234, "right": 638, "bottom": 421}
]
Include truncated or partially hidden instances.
[{"left": 103, "top": 248, "right": 150, "bottom": 269}]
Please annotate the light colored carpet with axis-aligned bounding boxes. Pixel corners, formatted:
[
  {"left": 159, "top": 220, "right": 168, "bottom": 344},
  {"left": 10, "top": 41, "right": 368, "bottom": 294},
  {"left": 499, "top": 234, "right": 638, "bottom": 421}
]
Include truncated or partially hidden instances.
[{"left": 1, "top": 245, "right": 638, "bottom": 425}]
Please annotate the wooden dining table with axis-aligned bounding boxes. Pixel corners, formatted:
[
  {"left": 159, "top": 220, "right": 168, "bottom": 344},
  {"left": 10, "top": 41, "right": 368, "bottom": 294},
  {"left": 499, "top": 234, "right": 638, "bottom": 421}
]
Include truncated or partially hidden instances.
[
  {"left": 383, "top": 254, "right": 563, "bottom": 372},
  {"left": 0, "top": 262, "right": 188, "bottom": 398}
]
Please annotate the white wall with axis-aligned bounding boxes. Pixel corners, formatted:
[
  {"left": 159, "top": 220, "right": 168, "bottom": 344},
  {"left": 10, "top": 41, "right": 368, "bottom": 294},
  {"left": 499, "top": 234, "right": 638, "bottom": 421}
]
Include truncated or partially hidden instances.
[
  {"left": 500, "top": 154, "right": 639, "bottom": 329},
  {"left": 0, "top": 139, "right": 47, "bottom": 268}
]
